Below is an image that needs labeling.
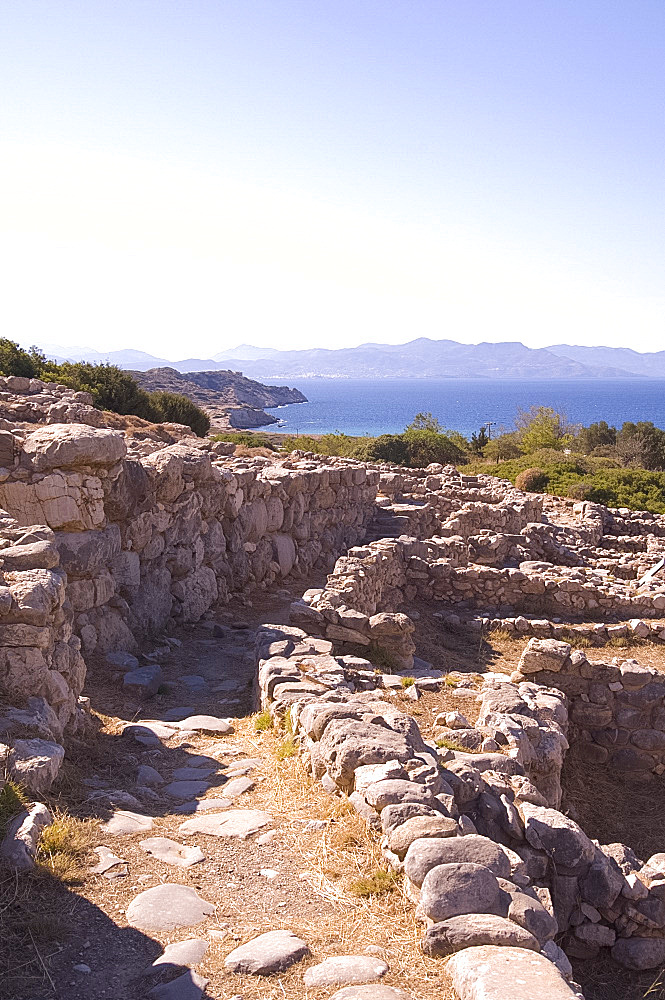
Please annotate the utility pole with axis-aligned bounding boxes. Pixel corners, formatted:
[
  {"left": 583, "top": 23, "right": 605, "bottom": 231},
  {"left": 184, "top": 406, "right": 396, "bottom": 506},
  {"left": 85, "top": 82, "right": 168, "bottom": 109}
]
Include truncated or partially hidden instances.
[{"left": 484, "top": 421, "right": 496, "bottom": 440}]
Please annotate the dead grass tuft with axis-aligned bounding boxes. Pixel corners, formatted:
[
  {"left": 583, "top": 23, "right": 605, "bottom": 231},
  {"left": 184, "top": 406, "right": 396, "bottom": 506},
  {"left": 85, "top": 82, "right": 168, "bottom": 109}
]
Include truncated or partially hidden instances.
[
  {"left": 36, "top": 811, "right": 96, "bottom": 882},
  {"left": 348, "top": 869, "right": 399, "bottom": 897},
  {"left": 254, "top": 709, "right": 273, "bottom": 732}
]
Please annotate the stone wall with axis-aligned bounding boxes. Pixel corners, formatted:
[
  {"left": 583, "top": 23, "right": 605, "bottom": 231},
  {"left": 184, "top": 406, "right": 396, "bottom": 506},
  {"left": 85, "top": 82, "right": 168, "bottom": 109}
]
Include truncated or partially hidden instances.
[
  {"left": 515, "top": 637, "right": 665, "bottom": 779},
  {"left": 0, "top": 424, "right": 380, "bottom": 733},
  {"left": 256, "top": 621, "right": 665, "bottom": 979}
]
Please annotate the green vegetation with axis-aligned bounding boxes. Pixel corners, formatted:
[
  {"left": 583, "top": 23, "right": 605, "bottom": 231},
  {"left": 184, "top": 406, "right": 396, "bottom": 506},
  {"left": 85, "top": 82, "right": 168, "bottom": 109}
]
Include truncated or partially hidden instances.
[
  {"left": 281, "top": 414, "right": 466, "bottom": 468},
  {"left": 348, "top": 869, "right": 399, "bottom": 896},
  {"left": 254, "top": 709, "right": 273, "bottom": 732},
  {"left": 0, "top": 779, "right": 29, "bottom": 838},
  {"left": 0, "top": 339, "right": 210, "bottom": 436},
  {"left": 211, "top": 431, "right": 277, "bottom": 449}
]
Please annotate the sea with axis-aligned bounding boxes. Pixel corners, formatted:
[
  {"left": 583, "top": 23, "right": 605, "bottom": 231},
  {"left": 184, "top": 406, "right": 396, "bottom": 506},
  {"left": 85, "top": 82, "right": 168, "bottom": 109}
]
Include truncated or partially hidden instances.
[{"left": 265, "top": 378, "right": 665, "bottom": 438}]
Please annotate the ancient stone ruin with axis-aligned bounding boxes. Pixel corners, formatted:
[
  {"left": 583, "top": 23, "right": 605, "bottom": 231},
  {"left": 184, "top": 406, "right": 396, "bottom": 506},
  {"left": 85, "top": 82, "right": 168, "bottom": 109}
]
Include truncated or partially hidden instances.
[{"left": 1, "top": 377, "right": 664, "bottom": 999}]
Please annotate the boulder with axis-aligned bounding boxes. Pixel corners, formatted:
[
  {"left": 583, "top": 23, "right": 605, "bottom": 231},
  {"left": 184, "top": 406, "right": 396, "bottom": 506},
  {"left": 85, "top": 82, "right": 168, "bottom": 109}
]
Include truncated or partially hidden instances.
[
  {"left": 7, "top": 738, "right": 64, "bottom": 795},
  {"left": 22, "top": 424, "right": 126, "bottom": 471},
  {"left": 447, "top": 945, "right": 579, "bottom": 999},
  {"left": 418, "top": 862, "right": 502, "bottom": 922},
  {"left": 405, "top": 835, "right": 511, "bottom": 888},
  {"left": 224, "top": 930, "right": 309, "bottom": 975},
  {"left": 422, "top": 913, "right": 540, "bottom": 957},
  {"left": 522, "top": 802, "right": 595, "bottom": 872}
]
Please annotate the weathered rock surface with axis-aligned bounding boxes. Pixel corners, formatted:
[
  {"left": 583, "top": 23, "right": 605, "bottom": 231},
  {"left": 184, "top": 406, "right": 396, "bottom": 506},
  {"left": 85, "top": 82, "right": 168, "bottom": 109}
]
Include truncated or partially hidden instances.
[
  {"left": 126, "top": 883, "right": 214, "bottom": 931},
  {"left": 447, "top": 945, "right": 579, "bottom": 999},
  {"left": 304, "top": 955, "right": 389, "bottom": 987},
  {"left": 422, "top": 913, "right": 540, "bottom": 956},
  {"left": 224, "top": 930, "right": 309, "bottom": 975}
]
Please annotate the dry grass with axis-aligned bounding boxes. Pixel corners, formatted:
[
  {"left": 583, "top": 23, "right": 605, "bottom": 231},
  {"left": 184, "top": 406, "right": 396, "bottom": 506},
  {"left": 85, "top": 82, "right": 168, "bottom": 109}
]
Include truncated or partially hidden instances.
[
  {"left": 348, "top": 870, "right": 399, "bottom": 897},
  {"left": 562, "top": 754, "right": 665, "bottom": 862},
  {"left": 36, "top": 811, "right": 96, "bottom": 882},
  {"left": 254, "top": 709, "right": 273, "bottom": 732}
]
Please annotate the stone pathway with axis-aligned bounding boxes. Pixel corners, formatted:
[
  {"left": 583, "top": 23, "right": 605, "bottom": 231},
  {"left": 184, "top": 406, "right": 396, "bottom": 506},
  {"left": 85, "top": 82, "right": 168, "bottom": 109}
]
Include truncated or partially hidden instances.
[{"left": 31, "top": 598, "right": 445, "bottom": 1000}]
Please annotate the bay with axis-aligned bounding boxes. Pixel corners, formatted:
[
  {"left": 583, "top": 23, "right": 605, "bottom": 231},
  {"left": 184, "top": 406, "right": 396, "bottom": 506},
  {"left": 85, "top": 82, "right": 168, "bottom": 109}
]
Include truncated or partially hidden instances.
[{"left": 266, "top": 377, "right": 665, "bottom": 438}]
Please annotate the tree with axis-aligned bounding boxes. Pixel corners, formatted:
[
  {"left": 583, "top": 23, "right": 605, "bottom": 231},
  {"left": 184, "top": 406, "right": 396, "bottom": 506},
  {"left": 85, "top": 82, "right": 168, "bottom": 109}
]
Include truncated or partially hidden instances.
[
  {"left": 0, "top": 339, "right": 41, "bottom": 378},
  {"left": 470, "top": 426, "right": 489, "bottom": 454},
  {"left": 515, "top": 406, "right": 575, "bottom": 453},
  {"left": 617, "top": 422, "right": 665, "bottom": 471},
  {"left": 577, "top": 420, "right": 616, "bottom": 454},
  {"left": 406, "top": 412, "right": 442, "bottom": 432},
  {"left": 484, "top": 434, "right": 522, "bottom": 463}
]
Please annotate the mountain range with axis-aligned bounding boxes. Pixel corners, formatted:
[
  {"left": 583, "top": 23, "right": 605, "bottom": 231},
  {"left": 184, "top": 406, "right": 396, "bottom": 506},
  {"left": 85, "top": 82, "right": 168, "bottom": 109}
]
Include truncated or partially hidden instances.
[{"left": 33, "top": 339, "right": 665, "bottom": 380}]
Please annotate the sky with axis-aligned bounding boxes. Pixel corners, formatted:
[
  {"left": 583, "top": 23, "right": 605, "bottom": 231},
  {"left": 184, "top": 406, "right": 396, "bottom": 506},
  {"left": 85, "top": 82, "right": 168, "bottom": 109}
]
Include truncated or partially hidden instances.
[{"left": 0, "top": 0, "right": 663, "bottom": 360}]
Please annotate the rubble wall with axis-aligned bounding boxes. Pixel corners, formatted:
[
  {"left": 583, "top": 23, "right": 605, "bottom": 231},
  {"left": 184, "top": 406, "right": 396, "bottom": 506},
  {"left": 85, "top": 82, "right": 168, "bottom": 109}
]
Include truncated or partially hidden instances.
[
  {"left": 516, "top": 638, "right": 665, "bottom": 779},
  {"left": 0, "top": 424, "right": 380, "bottom": 733}
]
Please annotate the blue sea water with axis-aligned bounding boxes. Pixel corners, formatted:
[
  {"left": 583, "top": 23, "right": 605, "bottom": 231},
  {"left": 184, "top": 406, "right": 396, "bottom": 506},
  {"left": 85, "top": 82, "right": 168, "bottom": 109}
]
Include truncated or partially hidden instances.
[{"left": 267, "top": 378, "right": 665, "bottom": 438}]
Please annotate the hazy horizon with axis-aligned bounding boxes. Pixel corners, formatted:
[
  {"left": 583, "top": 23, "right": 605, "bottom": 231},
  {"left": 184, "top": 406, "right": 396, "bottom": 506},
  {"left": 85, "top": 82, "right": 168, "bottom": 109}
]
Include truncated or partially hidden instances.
[{"left": 1, "top": 2, "right": 663, "bottom": 357}]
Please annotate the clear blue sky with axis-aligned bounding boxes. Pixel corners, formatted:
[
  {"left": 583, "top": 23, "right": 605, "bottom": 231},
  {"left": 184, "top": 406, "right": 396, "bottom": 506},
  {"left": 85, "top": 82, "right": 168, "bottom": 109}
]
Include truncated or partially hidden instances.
[{"left": 1, "top": 1, "right": 663, "bottom": 357}]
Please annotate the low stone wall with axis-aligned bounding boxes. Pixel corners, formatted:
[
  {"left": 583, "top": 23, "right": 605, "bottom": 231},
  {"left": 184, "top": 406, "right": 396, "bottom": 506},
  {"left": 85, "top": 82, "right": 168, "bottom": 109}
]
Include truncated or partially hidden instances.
[
  {"left": 515, "top": 637, "right": 665, "bottom": 778},
  {"left": 0, "top": 424, "right": 380, "bottom": 735},
  {"left": 256, "top": 623, "right": 665, "bottom": 983}
]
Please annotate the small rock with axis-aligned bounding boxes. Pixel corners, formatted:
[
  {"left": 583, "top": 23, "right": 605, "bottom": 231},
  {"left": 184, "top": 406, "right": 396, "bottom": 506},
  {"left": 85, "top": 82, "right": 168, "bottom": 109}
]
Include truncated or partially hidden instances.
[
  {"left": 148, "top": 971, "right": 209, "bottom": 1000},
  {"left": 91, "top": 846, "right": 126, "bottom": 874},
  {"left": 137, "top": 765, "right": 163, "bottom": 787},
  {"left": 105, "top": 651, "right": 139, "bottom": 672},
  {"left": 100, "top": 810, "right": 153, "bottom": 836},
  {"left": 224, "top": 930, "right": 309, "bottom": 975},
  {"left": 175, "top": 797, "right": 232, "bottom": 814},
  {"left": 329, "top": 987, "right": 414, "bottom": 1000},
  {"left": 418, "top": 862, "right": 501, "bottom": 922},
  {"left": 139, "top": 837, "right": 205, "bottom": 867},
  {"left": 223, "top": 776, "right": 255, "bottom": 799},
  {"left": 123, "top": 664, "right": 163, "bottom": 698},
  {"left": 175, "top": 715, "right": 233, "bottom": 735},
  {"left": 164, "top": 780, "right": 211, "bottom": 800},
  {"left": 260, "top": 868, "right": 278, "bottom": 880},
  {"left": 73, "top": 964, "right": 91, "bottom": 973},
  {"left": 152, "top": 938, "right": 209, "bottom": 968},
  {"left": 304, "top": 955, "right": 389, "bottom": 987},
  {"left": 422, "top": 914, "right": 539, "bottom": 957}
]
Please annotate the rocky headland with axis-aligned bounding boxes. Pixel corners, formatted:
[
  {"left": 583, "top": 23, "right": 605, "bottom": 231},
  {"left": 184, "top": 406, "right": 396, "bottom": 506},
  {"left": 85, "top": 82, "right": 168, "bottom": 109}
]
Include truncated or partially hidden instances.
[{"left": 129, "top": 366, "right": 307, "bottom": 429}]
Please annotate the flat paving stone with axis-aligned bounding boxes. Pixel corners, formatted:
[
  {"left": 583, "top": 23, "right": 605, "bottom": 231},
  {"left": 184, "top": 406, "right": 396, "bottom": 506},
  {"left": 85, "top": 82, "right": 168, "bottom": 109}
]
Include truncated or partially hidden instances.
[
  {"left": 175, "top": 715, "right": 234, "bottom": 735},
  {"left": 100, "top": 810, "right": 153, "bottom": 835},
  {"left": 139, "top": 837, "right": 205, "bottom": 867},
  {"left": 225, "top": 757, "right": 263, "bottom": 775},
  {"left": 148, "top": 971, "right": 209, "bottom": 1000},
  {"left": 164, "top": 780, "right": 211, "bottom": 800},
  {"left": 224, "top": 930, "right": 309, "bottom": 975},
  {"left": 304, "top": 955, "right": 389, "bottom": 987},
  {"left": 152, "top": 938, "right": 209, "bottom": 967},
  {"left": 179, "top": 676, "right": 207, "bottom": 691},
  {"left": 447, "top": 945, "right": 578, "bottom": 999},
  {"left": 163, "top": 706, "right": 196, "bottom": 722},
  {"left": 137, "top": 765, "right": 164, "bottom": 787},
  {"left": 126, "top": 883, "right": 214, "bottom": 931},
  {"left": 124, "top": 721, "right": 177, "bottom": 743},
  {"left": 329, "top": 987, "right": 415, "bottom": 1000},
  {"left": 221, "top": 776, "right": 255, "bottom": 799},
  {"left": 175, "top": 797, "right": 232, "bottom": 814},
  {"left": 91, "top": 846, "right": 126, "bottom": 873},
  {"left": 179, "top": 809, "right": 272, "bottom": 839},
  {"left": 172, "top": 767, "right": 216, "bottom": 781}
]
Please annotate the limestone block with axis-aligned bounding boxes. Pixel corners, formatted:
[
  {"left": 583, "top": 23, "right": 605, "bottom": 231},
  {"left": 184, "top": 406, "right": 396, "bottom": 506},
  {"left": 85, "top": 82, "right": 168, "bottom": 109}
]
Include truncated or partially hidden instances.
[{"left": 22, "top": 423, "right": 126, "bottom": 471}]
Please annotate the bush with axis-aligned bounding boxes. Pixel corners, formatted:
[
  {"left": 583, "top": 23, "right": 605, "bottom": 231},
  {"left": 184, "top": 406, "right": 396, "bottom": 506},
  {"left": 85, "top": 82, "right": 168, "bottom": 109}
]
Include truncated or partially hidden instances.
[
  {"left": 213, "top": 431, "right": 275, "bottom": 449},
  {"left": 0, "top": 340, "right": 211, "bottom": 437},
  {"left": 515, "top": 467, "right": 547, "bottom": 492},
  {"left": 0, "top": 339, "right": 42, "bottom": 378},
  {"left": 150, "top": 391, "right": 210, "bottom": 436}
]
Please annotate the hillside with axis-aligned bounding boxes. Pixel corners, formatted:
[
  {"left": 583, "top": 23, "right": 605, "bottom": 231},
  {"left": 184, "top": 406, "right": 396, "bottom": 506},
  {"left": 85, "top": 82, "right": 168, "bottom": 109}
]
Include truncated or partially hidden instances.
[{"left": 129, "top": 367, "right": 307, "bottom": 429}]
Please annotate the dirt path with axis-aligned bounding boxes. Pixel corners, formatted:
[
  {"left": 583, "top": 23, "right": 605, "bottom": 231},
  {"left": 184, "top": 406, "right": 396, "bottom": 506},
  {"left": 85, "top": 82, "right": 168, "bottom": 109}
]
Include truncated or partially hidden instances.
[{"left": 4, "top": 586, "right": 455, "bottom": 1000}]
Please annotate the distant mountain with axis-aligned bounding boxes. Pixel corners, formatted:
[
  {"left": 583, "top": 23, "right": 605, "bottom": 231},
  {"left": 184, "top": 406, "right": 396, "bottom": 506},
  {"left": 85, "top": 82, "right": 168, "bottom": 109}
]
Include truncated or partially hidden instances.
[
  {"left": 547, "top": 344, "right": 665, "bottom": 378},
  {"left": 30, "top": 338, "right": 662, "bottom": 379},
  {"left": 210, "top": 338, "right": 636, "bottom": 380}
]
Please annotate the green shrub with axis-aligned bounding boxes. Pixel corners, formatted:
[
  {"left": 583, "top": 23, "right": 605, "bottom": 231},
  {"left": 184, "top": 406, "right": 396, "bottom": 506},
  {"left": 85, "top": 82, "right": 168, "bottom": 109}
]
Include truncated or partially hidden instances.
[
  {"left": 150, "top": 391, "right": 210, "bottom": 436},
  {"left": 515, "top": 467, "right": 547, "bottom": 492},
  {"left": 212, "top": 431, "right": 275, "bottom": 449}
]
